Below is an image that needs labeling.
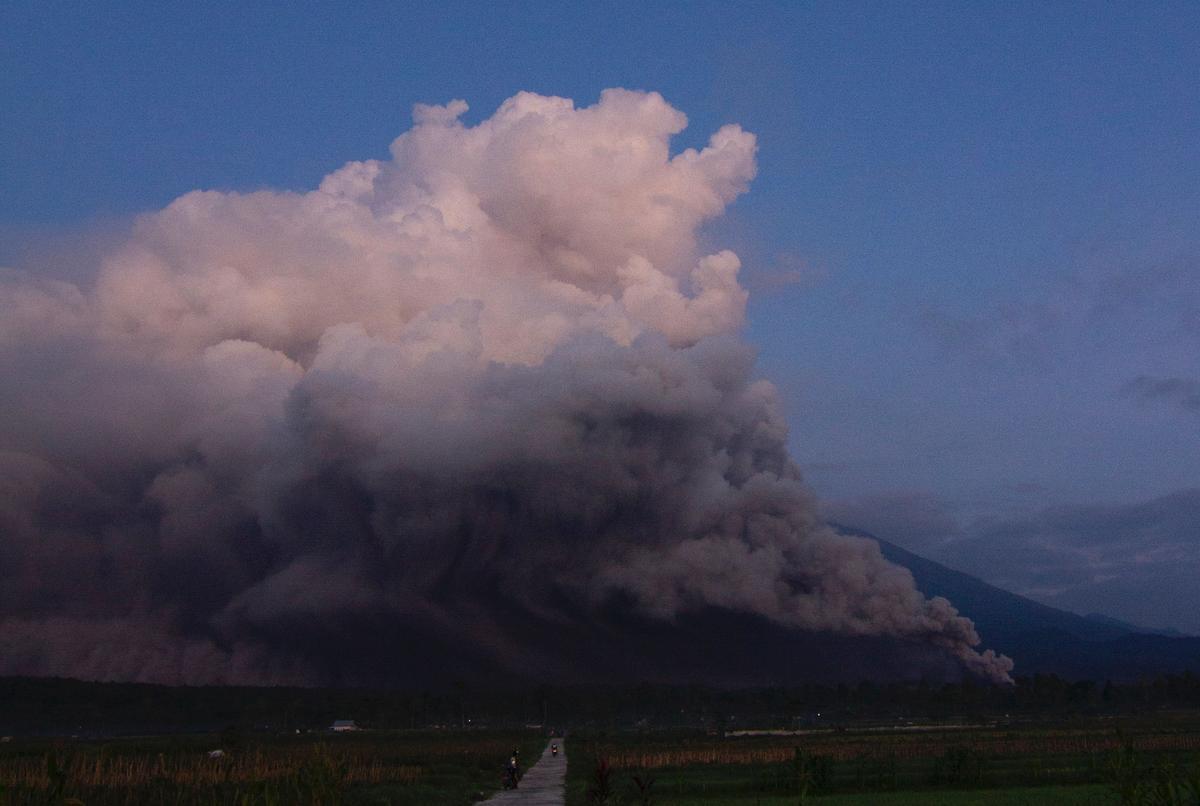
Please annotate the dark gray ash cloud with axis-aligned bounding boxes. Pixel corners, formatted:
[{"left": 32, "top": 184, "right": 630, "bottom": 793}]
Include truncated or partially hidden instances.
[
  {"left": 0, "top": 90, "right": 1012, "bottom": 685},
  {"left": 1124, "top": 375, "right": 1200, "bottom": 413}
]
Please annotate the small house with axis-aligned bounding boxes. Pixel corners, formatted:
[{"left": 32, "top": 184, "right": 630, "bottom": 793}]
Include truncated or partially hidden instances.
[{"left": 330, "top": 719, "right": 359, "bottom": 732}]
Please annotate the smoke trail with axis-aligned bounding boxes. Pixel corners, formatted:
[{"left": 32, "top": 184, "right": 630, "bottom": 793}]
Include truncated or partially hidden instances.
[{"left": 0, "top": 90, "right": 1012, "bottom": 685}]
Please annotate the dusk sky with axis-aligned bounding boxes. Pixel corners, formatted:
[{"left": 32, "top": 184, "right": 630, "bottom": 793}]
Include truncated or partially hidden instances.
[{"left": 2, "top": 0, "right": 1197, "bottom": 654}]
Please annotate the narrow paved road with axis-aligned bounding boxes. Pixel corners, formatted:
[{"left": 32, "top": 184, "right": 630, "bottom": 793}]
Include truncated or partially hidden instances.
[{"left": 476, "top": 738, "right": 566, "bottom": 805}]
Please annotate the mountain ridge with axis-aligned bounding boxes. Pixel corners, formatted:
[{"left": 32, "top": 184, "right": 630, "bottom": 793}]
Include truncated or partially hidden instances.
[{"left": 835, "top": 524, "right": 1200, "bottom": 680}]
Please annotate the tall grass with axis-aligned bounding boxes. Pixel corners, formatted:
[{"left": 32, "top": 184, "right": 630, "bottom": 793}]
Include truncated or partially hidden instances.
[
  {"left": 0, "top": 731, "right": 542, "bottom": 806},
  {"left": 2, "top": 744, "right": 422, "bottom": 789},
  {"left": 584, "top": 731, "right": 1200, "bottom": 770}
]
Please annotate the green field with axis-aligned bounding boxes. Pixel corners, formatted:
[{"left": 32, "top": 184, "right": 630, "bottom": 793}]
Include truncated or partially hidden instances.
[
  {"left": 564, "top": 714, "right": 1200, "bottom": 806},
  {"left": 643, "top": 784, "right": 1116, "bottom": 805}
]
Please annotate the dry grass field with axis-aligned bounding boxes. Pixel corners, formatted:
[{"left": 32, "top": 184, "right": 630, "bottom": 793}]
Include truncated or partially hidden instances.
[{"left": 0, "top": 730, "right": 545, "bottom": 806}]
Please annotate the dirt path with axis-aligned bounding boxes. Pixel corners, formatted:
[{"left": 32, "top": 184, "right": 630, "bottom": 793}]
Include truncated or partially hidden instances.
[{"left": 476, "top": 738, "right": 566, "bottom": 805}]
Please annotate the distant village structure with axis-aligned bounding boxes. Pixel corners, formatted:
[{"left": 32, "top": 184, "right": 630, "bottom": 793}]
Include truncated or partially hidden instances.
[{"left": 330, "top": 720, "right": 359, "bottom": 732}]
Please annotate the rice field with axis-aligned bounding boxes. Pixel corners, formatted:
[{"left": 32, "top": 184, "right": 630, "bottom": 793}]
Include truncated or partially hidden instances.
[{"left": 565, "top": 713, "right": 1200, "bottom": 805}]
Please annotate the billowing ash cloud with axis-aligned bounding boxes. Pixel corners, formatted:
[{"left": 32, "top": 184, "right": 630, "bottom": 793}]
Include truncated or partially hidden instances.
[{"left": 0, "top": 90, "right": 1012, "bottom": 685}]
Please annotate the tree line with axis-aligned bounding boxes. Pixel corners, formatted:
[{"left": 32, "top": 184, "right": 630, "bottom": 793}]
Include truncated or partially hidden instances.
[{"left": 5, "top": 673, "right": 1200, "bottom": 735}]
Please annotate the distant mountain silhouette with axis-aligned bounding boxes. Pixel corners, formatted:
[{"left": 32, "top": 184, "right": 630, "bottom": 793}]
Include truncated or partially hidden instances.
[
  {"left": 836, "top": 525, "right": 1200, "bottom": 680},
  {"left": 1081, "top": 612, "right": 1190, "bottom": 639}
]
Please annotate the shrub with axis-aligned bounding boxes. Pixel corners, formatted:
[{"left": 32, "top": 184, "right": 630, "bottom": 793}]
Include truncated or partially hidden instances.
[{"left": 587, "top": 757, "right": 614, "bottom": 804}]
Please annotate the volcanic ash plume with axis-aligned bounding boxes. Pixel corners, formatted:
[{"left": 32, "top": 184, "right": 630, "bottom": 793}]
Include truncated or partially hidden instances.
[{"left": 0, "top": 89, "right": 1013, "bottom": 685}]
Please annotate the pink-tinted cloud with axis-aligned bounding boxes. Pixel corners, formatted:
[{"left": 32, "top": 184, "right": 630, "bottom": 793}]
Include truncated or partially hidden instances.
[{"left": 0, "top": 90, "right": 1011, "bottom": 685}]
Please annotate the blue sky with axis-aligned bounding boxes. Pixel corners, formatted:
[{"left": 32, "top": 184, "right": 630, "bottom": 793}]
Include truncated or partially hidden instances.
[{"left": 3, "top": 1, "right": 1198, "bottom": 630}]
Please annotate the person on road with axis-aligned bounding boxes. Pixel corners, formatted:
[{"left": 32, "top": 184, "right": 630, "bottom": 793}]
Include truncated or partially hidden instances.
[{"left": 504, "top": 748, "right": 520, "bottom": 789}]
